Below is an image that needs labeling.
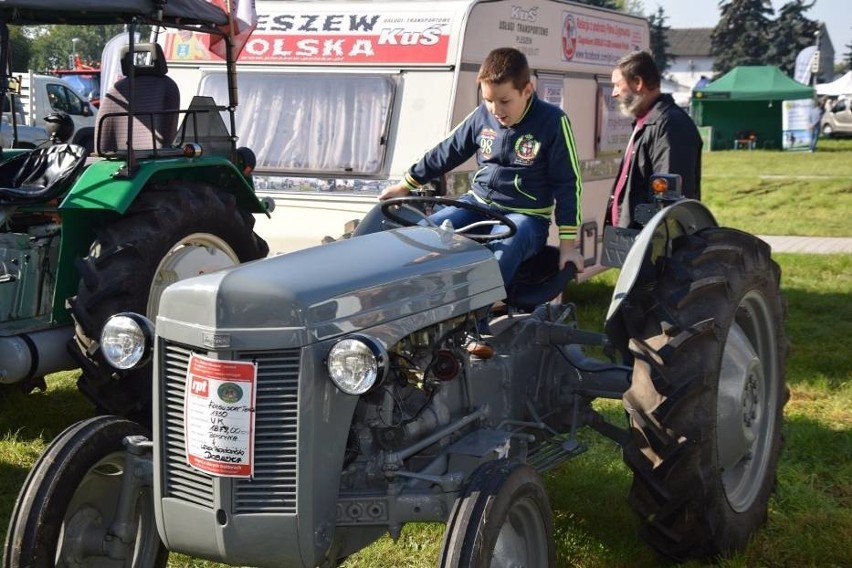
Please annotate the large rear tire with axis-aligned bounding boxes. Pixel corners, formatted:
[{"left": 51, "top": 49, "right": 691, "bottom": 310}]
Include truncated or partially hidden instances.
[
  {"left": 438, "top": 460, "right": 555, "bottom": 567},
  {"left": 2, "top": 416, "right": 167, "bottom": 568},
  {"left": 618, "top": 227, "right": 788, "bottom": 561},
  {"left": 69, "top": 182, "right": 268, "bottom": 425}
]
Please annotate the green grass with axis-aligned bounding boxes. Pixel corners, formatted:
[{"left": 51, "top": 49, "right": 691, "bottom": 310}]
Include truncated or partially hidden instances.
[
  {"left": 1, "top": 145, "right": 851, "bottom": 567},
  {"left": 701, "top": 138, "right": 852, "bottom": 237}
]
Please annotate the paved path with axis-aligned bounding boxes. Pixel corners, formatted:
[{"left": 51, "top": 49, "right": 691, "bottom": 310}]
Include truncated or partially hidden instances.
[{"left": 757, "top": 236, "right": 852, "bottom": 254}]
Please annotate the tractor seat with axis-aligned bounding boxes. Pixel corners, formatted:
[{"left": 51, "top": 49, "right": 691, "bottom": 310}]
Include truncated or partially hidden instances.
[
  {"left": 0, "top": 144, "right": 88, "bottom": 204},
  {"left": 505, "top": 245, "right": 577, "bottom": 312},
  {"left": 96, "top": 42, "right": 180, "bottom": 155}
]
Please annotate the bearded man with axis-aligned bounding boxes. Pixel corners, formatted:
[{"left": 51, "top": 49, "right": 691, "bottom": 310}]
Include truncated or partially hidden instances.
[{"left": 608, "top": 51, "right": 702, "bottom": 228}]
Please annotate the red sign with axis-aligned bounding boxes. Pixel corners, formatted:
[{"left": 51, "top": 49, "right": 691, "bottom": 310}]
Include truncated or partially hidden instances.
[
  {"left": 164, "top": 9, "right": 454, "bottom": 65},
  {"left": 240, "top": 33, "right": 451, "bottom": 63}
]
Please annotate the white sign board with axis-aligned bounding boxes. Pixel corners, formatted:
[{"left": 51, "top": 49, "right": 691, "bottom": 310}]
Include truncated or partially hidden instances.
[
  {"left": 781, "top": 99, "right": 813, "bottom": 151},
  {"left": 185, "top": 354, "right": 257, "bottom": 478}
]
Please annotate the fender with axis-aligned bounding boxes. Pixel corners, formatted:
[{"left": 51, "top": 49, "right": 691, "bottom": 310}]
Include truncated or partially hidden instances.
[
  {"left": 59, "top": 156, "right": 267, "bottom": 214},
  {"left": 605, "top": 199, "right": 718, "bottom": 326},
  {"left": 48, "top": 156, "right": 269, "bottom": 323}
]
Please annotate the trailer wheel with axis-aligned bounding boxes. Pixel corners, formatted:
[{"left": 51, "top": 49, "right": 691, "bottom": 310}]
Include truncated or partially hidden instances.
[
  {"left": 438, "top": 460, "right": 555, "bottom": 567},
  {"left": 2, "top": 416, "right": 166, "bottom": 568},
  {"left": 69, "top": 182, "right": 268, "bottom": 425},
  {"left": 618, "top": 227, "right": 788, "bottom": 561}
]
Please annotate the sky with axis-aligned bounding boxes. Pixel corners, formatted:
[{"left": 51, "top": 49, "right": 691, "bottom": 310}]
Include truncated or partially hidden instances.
[{"left": 646, "top": 0, "right": 851, "bottom": 64}]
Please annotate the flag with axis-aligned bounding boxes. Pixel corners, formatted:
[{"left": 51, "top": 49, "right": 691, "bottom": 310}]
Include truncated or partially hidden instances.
[
  {"left": 793, "top": 46, "right": 817, "bottom": 85},
  {"left": 208, "top": 0, "right": 257, "bottom": 60}
]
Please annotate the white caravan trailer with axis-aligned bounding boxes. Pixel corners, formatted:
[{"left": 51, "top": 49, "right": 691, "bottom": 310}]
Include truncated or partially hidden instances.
[{"left": 161, "top": 0, "right": 649, "bottom": 265}]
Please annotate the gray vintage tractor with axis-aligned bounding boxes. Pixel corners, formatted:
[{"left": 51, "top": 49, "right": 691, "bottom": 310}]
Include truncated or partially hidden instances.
[
  {"left": 0, "top": 0, "right": 269, "bottom": 424},
  {"left": 3, "top": 175, "right": 787, "bottom": 567}
]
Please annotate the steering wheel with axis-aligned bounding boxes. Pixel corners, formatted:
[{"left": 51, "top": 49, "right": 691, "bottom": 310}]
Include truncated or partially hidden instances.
[{"left": 380, "top": 196, "right": 517, "bottom": 243}]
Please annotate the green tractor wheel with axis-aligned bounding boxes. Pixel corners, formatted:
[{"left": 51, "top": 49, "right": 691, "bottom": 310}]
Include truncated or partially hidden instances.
[{"left": 68, "top": 181, "right": 268, "bottom": 426}]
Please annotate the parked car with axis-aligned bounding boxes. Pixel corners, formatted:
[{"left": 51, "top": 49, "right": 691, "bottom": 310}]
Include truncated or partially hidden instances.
[{"left": 821, "top": 96, "right": 852, "bottom": 137}]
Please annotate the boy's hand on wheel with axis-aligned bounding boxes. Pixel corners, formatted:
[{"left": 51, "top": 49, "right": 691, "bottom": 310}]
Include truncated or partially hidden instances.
[{"left": 378, "top": 183, "right": 410, "bottom": 200}]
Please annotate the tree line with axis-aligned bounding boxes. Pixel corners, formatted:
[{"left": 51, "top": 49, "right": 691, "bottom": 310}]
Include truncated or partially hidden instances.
[{"left": 582, "top": 0, "right": 849, "bottom": 79}]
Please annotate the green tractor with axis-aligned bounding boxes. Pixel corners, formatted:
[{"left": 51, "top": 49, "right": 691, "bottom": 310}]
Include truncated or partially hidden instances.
[{"left": 0, "top": 0, "right": 269, "bottom": 424}]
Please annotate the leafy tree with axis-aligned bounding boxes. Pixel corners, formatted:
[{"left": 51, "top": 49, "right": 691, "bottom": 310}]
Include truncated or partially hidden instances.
[
  {"left": 574, "top": 0, "right": 621, "bottom": 9},
  {"left": 766, "top": 1, "right": 818, "bottom": 79},
  {"left": 7, "top": 26, "right": 33, "bottom": 72},
  {"left": 560, "top": 0, "right": 645, "bottom": 15},
  {"left": 711, "top": 0, "right": 775, "bottom": 74},
  {"left": 648, "top": 6, "right": 674, "bottom": 73},
  {"left": 618, "top": 0, "right": 645, "bottom": 15},
  {"left": 26, "top": 24, "right": 125, "bottom": 72},
  {"left": 845, "top": 38, "right": 852, "bottom": 72}
]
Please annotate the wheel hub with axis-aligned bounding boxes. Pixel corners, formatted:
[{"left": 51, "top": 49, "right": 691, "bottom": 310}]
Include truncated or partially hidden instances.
[
  {"left": 59, "top": 505, "right": 106, "bottom": 567},
  {"left": 717, "top": 290, "right": 779, "bottom": 513},
  {"left": 491, "top": 497, "right": 548, "bottom": 568},
  {"left": 148, "top": 233, "right": 240, "bottom": 317}
]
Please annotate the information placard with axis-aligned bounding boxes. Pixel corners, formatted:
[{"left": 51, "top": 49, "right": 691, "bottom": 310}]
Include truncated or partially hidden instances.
[{"left": 185, "top": 354, "right": 257, "bottom": 478}]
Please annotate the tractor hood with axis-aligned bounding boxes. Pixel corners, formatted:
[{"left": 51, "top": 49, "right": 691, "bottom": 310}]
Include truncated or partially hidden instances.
[{"left": 156, "top": 226, "right": 504, "bottom": 349}]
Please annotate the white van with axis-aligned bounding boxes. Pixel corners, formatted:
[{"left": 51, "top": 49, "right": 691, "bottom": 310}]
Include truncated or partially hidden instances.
[
  {"left": 15, "top": 72, "right": 97, "bottom": 151},
  {"left": 162, "top": 0, "right": 649, "bottom": 268}
]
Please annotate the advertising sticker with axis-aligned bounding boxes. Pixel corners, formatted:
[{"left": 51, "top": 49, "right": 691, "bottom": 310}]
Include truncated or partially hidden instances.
[
  {"left": 561, "top": 11, "right": 645, "bottom": 66},
  {"left": 185, "top": 354, "right": 257, "bottom": 478},
  {"left": 165, "top": 9, "right": 454, "bottom": 64}
]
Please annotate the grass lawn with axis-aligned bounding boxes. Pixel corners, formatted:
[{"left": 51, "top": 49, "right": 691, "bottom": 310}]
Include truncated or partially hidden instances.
[
  {"left": 701, "top": 138, "right": 852, "bottom": 237},
  {"left": 1, "top": 144, "right": 850, "bottom": 567}
]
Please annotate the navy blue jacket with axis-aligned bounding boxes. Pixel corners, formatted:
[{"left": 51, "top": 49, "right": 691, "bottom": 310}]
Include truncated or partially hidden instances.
[{"left": 403, "top": 94, "right": 583, "bottom": 240}]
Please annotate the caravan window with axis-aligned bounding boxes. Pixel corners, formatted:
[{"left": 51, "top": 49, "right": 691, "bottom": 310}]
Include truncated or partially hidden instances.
[{"left": 198, "top": 72, "right": 395, "bottom": 175}]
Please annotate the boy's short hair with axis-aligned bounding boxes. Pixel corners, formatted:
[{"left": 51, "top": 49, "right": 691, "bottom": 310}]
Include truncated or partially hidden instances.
[
  {"left": 477, "top": 47, "right": 531, "bottom": 91},
  {"left": 615, "top": 50, "right": 661, "bottom": 90}
]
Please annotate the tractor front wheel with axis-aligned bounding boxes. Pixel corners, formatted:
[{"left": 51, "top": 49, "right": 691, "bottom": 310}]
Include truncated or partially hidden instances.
[
  {"left": 2, "top": 416, "right": 166, "bottom": 568},
  {"left": 69, "top": 182, "right": 268, "bottom": 425},
  {"left": 438, "top": 460, "right": 555, "bottom": 567},
  {"left": 618, "top": 227, "right": 788, "bottom": 561}
]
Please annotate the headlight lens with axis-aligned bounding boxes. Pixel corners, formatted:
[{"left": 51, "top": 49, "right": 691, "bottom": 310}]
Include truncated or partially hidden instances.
[
  {"left": 327, "top": 336, "right": 386, "bottom": 395},
  {"left": 100, "top": 313, "right": 154, "bottom": 370}
]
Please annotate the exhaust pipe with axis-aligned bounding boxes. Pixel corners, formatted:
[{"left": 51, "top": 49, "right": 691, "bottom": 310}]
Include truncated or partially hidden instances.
[{"left": 0, "top": 326, "right": 76, "bottom": 384}]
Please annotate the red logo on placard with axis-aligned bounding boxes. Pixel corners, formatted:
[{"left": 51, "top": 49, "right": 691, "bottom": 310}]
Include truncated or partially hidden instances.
[
  {"left": 190, "top": 377, "right": 209, "bottom": 397},
  {"left": 562, "top": 14, "right": 577, "bottom": 61}
]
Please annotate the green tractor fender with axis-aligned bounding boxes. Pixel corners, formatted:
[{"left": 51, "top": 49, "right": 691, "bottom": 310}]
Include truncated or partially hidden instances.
[
  {"left": 604, "top": 199, "right": 718, "bottom": 328},
  {"left": 50, "top": 156, "right": 269, "bottom": 323},
  {"left": 60, "top": 156, "right": 267, "bottom": 214}
]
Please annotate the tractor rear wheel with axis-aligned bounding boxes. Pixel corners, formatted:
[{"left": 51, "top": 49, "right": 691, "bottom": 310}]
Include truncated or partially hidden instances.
[
  {"left": 2, "top": 416, "right": 166, "bottom": 568},
  {"left": 69, "top": 182, "right": 268, "bottom": 425},
  {"left": 618, "top": 227, "right": 787, "bottom": 561},
  {"left": 438, "top": 460, "right": 555, "bottom": 567}
]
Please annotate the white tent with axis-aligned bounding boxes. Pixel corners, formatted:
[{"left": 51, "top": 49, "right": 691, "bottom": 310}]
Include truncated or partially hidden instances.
[{"left": 816, "top": 71, "right": 852, "bottom": 97}]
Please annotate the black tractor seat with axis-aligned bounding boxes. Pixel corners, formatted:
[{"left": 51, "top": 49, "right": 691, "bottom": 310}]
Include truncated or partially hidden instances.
[
  {"left": 505, "top": 245, "right": 577, "bottom": 312},
  {"left": 0, "top": 144, "right": 88, "bottom": 204}
]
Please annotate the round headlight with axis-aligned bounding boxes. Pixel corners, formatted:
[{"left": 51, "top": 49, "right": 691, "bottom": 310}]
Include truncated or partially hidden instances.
[
  {"left": 327, "top": 336, "right": 387, "bottom": 395},
  {"left": 100, "top": 313, "right": 154, "bottom": 370}
]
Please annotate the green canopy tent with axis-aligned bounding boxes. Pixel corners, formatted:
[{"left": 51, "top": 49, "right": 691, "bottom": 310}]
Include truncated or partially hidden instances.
[{"left": 692, "top": 66, "right": 814, "bottom": 150}]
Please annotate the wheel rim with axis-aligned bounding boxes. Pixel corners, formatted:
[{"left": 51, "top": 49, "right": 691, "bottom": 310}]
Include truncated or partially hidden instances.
[
  {"left": 490, "top": 495, "right": 549, "bottom": 568},
  {"left": 56, "top": 451, "right": 161, "bottom": 567},
  {"left": 147, "top": 232, "right": 240, "bottom": 317},
  {"left": 716, "top": 290, "right": 779, "bottom": 512}
]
